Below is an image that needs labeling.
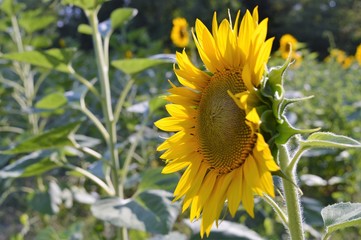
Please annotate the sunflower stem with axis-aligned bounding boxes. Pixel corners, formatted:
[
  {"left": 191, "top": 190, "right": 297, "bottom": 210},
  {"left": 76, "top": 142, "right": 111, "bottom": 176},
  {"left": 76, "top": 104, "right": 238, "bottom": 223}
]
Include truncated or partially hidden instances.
[{"left": 278, "top": 144, "right": 305, "bottom": 240}]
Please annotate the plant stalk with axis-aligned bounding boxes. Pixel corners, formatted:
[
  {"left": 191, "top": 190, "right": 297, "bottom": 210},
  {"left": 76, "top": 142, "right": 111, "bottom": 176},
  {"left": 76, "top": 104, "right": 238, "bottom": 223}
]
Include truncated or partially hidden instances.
[
  {"left": 11, "top": 15, "right": 39, "bottom": 134},
  {"left": 87, "top": 9, "right": 122, "bottom": 198},
  {"left": 278, "top": 144, "right": 305, "bottom": 240}
]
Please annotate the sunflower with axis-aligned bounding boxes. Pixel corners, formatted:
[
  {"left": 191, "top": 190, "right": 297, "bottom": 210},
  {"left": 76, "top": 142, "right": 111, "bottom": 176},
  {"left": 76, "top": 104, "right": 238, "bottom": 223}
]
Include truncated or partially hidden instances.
[
  {"left": 171, "top": 17, "right": 190, "bottom": 48},
  {"left": 355, "top": 44, "right": 361, "bottom": 66},
  {"left": 155, "top": 7, "right": 280, "bottom": 237}
]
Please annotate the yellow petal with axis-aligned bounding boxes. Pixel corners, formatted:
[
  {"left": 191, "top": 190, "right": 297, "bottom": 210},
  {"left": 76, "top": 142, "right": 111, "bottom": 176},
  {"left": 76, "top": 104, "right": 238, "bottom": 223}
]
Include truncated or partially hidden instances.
[{"left": 226, "top": 167, "right": 243, "bottom": 216}]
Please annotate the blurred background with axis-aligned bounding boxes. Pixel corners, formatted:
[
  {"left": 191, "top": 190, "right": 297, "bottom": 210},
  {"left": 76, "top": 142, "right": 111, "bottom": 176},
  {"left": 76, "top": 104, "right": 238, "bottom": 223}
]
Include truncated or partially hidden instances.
[{"left": 1, "top": 0, "right": 361, "bottom": 239}]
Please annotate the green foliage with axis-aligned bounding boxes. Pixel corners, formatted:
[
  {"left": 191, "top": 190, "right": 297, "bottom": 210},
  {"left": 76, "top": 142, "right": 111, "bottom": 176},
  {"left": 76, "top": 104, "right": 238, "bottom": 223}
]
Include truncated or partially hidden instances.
[
  {"left": 321, "top": 203, "right": 361, "bottom": 239},
  {"left": 1, "top": 48, "right": 76, "bottom": 73},
  {"left": 2, "top": 122, "right": 80, "bottom": 154},
  {"left": 91, "top": 190, "right": 180, "bottom": 234},
  {"left": 111, "top": 58, "right": 173, "bottom": 75}
]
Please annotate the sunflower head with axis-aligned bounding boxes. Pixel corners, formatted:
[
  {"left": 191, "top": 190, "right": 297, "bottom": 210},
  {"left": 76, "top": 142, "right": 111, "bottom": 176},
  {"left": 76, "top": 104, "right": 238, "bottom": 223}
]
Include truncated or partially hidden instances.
[
  {"left": 171, "top": 17, "right": 190, "bottom": 48},
  {"left": 155, "top": 7, "right": 305, "bottom": 237}
]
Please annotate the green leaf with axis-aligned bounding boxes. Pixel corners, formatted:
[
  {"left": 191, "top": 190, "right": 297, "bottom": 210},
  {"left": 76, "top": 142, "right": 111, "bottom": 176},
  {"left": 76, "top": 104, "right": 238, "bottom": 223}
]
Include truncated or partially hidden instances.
[
  {"left": 137, "top": 167, "right": 179, "bottom": 192},
  {"left": 2, "top": 122, "right": 80, "bottom": 154},
  {"left": 1, "top": 0, "right": 14, "bottom": 16},
  {"left": 29, "top": 35, "right": 53, "bottom": 49},
  {"left": 0, "top": 151, "right": 58, "bottom": 178},
  {"left": 35, "top": 92, "right": 67, "bottom": 110},
  {"left": 19, "top": 13, "right": 56, "bottom": 33},
  {"left": 61, "top": 0, "right": 105, "bottom": 10},
  {"left": 27, "top": 191, "right": 55, "bottom": 215},
  {"left": 111, "top": 58, "right": 172, "bottom": 75},
  {"left": 77, "top": 23, "right": 92, "bottom": 35},
  {"left": 149, "top": 96, "right": 167, "bottom": 115},
  {"left": 91, "top": 190, "right": 180, "bottom": 234},
  {"left": 110, "top": 8, "right": 138, "bottom": 30},
  {"left": 301, "top": 132, "right": 361, "bottom": 149},
  {"left": 0, "top": 0, "right": 24, "bottom": 16},
  {"left": 321, "top": 202, "right": 361, "bottom": 238},
  {"left": 1, "top": 48, "right": 75, "bottom": 73}
]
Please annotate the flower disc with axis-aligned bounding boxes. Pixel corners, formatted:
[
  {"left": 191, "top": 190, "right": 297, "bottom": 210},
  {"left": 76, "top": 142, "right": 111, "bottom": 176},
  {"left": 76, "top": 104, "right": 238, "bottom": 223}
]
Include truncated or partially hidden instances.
[{"left": 198, "top": 70, "right": 254, "bottom": 174}]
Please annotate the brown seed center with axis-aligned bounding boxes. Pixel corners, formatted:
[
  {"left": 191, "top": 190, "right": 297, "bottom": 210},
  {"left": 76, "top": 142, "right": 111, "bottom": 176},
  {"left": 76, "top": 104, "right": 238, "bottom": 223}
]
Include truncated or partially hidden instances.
[{"left": 197, "top": 70, "right": 255, "bottom": 174}]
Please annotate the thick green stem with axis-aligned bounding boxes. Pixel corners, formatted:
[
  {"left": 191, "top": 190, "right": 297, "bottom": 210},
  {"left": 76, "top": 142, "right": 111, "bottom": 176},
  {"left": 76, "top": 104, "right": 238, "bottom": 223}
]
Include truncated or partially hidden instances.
[
  {"left": 87, "top": 9, "right": 122, "bottom": 199},
  {"left": 278, "top": 144, "right": 305, "bottom": 240}
]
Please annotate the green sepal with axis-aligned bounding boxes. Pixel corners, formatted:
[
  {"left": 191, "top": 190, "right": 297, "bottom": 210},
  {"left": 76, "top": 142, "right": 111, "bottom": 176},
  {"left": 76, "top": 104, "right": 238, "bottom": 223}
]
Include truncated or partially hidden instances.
[
  {"left": 275, "top": 116, "right": 320, "bottom": 145},
  {"left": 279, "top": 95, "right": 314, "bottom": 115},
  {"left": 260, "top": 110, "right": 278, "bottom": 136},
  {"left": 261, "top": 57, "right": 290, "bottom": 99}
]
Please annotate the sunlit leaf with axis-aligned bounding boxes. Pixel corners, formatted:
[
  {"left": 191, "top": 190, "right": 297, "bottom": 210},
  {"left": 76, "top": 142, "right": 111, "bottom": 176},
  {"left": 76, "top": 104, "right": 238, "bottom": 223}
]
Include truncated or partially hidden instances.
[
  {"left": 1, "top": 48, "right": 76, "bottom": 73},
  {"left": 110, "top": 8, "right": 138, "bottom": 30},
  {"left": 77, "top": 23, "right": 92, "bottom": 35},
  {"left": 321, "top": 202, "right": 361, "bottom": 238},
  {"left": 19, "top": 14, "right": 56, "bottom": 33},
  {"left": 91, "top": 190, "right": 180, "bottom": 234},
  {"left": 0, "top": 151, "right": 58, "bottom": 178},
  {"left": 2, "top": 121, "right": 80, "bottom": 154},
  {"left": 111, "top": 58, "right": 171, "bottom": 75},
  {"left": 35, "top": 92, "right": 68, "bottom": 110},
  {"left": 301, "top": 132, "right": 361, "bottom": 149},
  {"left": 29, "top": 35, "right": 53, "bottom": 48},
  {"left": 61, "top": 0, "right": 105, "bottom": 10}
]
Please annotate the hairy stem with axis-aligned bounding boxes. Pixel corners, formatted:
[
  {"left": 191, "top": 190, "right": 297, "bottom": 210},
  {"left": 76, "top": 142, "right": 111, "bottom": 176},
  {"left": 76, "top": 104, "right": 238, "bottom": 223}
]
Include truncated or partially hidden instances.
[{"left": 278, "top": 144, "right": 305, "bottom": 240}]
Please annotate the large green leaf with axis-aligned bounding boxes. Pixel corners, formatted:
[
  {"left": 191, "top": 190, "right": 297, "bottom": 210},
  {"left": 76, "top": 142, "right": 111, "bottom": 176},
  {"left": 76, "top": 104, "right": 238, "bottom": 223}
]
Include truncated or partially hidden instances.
[
  {"left": 111, "top": 58, "right": 172, "bottom": 75},
  {"left": 28, "top": 191, "right": 55, "bottom": 215},
  {"left": 110, "top": 8, "right": 138, "bottom": 30},
  {"left": 35, "top": 92, "right": 68, "bottom": 110},
  {"left": 91, "top": 190, "right": 180, "bottom": 234},
  {"left": 301, "top": 132, "right": 361, "bottom": 149},
  {"left": 2, "top": 121, "right": 80, "bottom": 154},
  {"left": 137, "top": 167, "right": 179, "bottom": 192},
  {"left": 321, "top": 202, "right": 361, "bottom": 239},
  {"left": 19, "top": 11, "right": 56, "bottom": 33},
  {"left": 0, "top": 0, "right": 24, "bottom": 16},
  {"left": 1, "top": 48, "right": 75, "bottom": 73},
  {"left": 0, "top": 151, "right": 58, "bottom": 178}
]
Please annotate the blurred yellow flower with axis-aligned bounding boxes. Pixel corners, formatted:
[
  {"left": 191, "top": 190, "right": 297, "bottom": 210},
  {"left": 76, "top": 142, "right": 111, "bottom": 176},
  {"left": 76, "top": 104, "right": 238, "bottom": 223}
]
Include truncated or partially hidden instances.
[
  {"left": 170, "top": 17, "right": 189, "bottom": 48},
  {"left": 156, "top": 7, "right": 279, "bottom": 237},
  {"left": 327, "top": 49, "right": 354, "bottom": 69},
  {"left": 355, "top": 44, "right": 361, "bottom": 66},
  {"left": 342, "top": 56, "right": 354, "bottom": 69},
  {"left": 125, "top": 50, "right": 133, "bottom": 59},
  {"left": 279, "top": 34, "right": 302, "bottom": 66}
]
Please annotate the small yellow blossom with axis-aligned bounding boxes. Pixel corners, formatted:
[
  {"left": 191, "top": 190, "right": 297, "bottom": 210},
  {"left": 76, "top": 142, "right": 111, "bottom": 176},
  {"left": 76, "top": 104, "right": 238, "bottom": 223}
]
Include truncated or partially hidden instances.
[{"left": 170, "top": 17, "right": 189, "bottom": 48}]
